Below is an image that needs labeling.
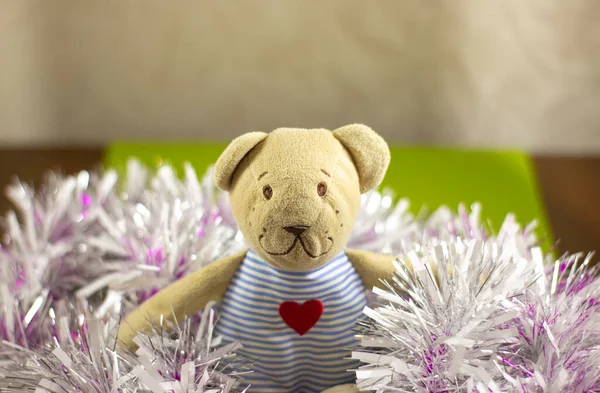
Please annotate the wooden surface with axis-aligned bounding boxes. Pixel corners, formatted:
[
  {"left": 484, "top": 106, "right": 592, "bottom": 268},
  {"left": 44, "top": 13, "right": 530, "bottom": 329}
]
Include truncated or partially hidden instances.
[
  {"left": 535, "top": 156, "right": 600, "bottom": 256},
  {"left": 0, "top": 149, "right": 598, "bottom": 257}
]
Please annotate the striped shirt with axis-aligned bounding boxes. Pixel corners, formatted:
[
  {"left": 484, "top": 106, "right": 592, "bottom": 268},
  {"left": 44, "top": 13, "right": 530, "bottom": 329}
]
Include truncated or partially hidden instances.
[{"left": 215, "top": 249, "right": 366, "bottom": 393}]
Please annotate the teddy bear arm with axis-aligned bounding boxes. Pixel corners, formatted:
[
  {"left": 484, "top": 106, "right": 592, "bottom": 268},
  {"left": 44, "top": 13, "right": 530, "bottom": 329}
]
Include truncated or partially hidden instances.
[
  {"left": 344, "top": 248, "right": 403, "bottom": 291},
  {"left": 117, "top": 249, "right": 247, "bottom": 351},
  {"left": 321, "top": 384, "right": 361, "bottom": 393},
  {"left": 346, "top": 248, "right": 449, "bottom": 293},
  {"left": 345, "top": 248, "right": 420, "bottom": 292}
]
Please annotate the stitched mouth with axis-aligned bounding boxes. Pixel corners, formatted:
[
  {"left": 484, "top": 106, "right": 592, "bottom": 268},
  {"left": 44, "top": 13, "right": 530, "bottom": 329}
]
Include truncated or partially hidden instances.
[{"left": 259, "top": 235, "right": 334, "bottom": 258}]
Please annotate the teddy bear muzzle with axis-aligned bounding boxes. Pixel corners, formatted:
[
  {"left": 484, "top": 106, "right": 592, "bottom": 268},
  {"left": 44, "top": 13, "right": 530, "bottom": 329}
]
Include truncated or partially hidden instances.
[{"left": 259, "top": 224, "right": 334, "bottom": 259}]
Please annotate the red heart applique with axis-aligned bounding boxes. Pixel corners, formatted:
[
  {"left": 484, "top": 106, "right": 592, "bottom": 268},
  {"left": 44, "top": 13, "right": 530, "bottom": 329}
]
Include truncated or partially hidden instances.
[{"left": 278, "top": 300, "right": 323, "bottom": 336}]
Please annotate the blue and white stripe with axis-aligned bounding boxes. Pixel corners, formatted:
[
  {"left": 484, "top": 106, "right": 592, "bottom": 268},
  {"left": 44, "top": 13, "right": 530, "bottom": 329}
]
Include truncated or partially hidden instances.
[{"left": 215, "top": 249, "right": 366, "bottom": 393}]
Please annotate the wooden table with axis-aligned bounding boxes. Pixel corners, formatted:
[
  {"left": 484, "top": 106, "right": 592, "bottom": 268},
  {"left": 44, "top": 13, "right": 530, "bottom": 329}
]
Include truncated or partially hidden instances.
[{"left": 1, "top": 149, "right": 599, "bottom": 258}]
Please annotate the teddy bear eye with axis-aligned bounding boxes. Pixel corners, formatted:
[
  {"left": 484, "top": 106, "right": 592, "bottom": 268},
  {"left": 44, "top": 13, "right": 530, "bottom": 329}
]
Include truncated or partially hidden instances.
[
  {"left": 263, "top": 185, "right": 273, "bottom": 200},
  {"left": 317, "top": 182, "right": 327, "bottom": 197}
]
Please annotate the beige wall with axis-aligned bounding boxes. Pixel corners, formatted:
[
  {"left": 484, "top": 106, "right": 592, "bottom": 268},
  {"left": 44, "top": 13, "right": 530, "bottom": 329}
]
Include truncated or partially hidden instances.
[{"left": 1, "top": 0, "right": 599, "bottom": 153}]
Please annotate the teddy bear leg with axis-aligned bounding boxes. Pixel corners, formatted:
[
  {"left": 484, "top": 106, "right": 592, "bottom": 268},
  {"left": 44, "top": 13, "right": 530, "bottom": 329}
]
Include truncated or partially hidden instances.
[{"left": 321, "top": 384, "right": 361, "bottom": 393}]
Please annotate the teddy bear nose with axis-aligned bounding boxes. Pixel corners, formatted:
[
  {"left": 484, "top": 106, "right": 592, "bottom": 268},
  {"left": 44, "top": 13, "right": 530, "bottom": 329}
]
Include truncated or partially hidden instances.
[{"left": 284, "top": 225, "right": 309, "bottom": 236}]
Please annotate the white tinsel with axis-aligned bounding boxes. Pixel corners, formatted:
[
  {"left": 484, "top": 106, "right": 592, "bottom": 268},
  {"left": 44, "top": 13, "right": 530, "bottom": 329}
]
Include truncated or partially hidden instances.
[
  {"left": 0, "top": 169, "right": 117, "bottom": 348},
  {"left": 352, "top": 238, "right": 544, "bottom": 392},
  {"left": 2, "top": 157, "right": 596, "bottom": 393},
  {"left": 352, "top": 238, "right": 600, "bottom": 392},
  {"left": 76, "top": 161, "right": 245, "bottom": 317},
  {"left": 0, "top": 302, "right": 248, "bottom": 393}
]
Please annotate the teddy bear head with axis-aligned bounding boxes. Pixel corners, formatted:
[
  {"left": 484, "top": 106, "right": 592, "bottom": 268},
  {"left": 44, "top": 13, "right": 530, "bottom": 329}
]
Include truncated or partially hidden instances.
[{"left": 214, "top": 124, "right": 390, "bottom": 271}]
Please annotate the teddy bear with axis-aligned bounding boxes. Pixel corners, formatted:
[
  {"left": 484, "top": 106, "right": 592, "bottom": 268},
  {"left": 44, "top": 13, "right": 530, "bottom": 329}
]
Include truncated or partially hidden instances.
[{"left": 118, "top": 124, "right": 403, "bottom": 393}]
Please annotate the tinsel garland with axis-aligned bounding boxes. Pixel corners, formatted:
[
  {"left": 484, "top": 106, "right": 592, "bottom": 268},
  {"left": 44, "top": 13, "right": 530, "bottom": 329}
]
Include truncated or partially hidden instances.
[
  {"left": 0, "top": 301, "right": 250, "bottom": 392},
  {"left": 0, "top": 158, "right": 597, "bottom": 392}
]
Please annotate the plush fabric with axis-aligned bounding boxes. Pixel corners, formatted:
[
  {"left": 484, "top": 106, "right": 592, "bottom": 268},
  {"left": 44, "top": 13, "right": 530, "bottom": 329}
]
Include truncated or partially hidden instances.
[
  {"left": 118, "top": 249, "right": 247, "bottom": 351},
  {"left": 119, "top": 124, "right": 402, "bottom": 392},
  {"left": 226, "top": 126, "right": 362, "bottom": 272},
  {"left": 214, "top": 131, "right": 268, "bottom": 191},
  {"left": 345, "top": 248, "right": 399, "bottom": 290},
  {"left": 332, "top": 124, "right": 391, "bottom": 193},
  {"left": 321, "top": 385, "right": 360, "bottom": 393}
]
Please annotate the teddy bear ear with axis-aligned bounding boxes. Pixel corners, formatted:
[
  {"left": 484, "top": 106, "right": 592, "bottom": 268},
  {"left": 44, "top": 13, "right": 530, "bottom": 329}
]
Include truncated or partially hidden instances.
[
  {"left": 214, "top": 131, "right": 269, "bottom": 191},
  {"left": 333, "top": 124, "right": 391, "bottom": 193}
]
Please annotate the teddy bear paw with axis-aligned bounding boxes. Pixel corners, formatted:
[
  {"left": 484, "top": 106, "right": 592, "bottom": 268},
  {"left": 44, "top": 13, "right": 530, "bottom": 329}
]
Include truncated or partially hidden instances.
[{"left": 321, "top": 384, "right": 361, "bottom": 393}]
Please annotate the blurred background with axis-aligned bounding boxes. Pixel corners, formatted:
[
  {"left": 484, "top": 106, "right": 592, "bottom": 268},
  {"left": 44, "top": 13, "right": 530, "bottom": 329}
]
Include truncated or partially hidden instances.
[
  {"left": 0, "top": 0, "right": 599, "bottom": 253},
  {"left": 1, "top": 0, "right": 600, "bottom": 151}
]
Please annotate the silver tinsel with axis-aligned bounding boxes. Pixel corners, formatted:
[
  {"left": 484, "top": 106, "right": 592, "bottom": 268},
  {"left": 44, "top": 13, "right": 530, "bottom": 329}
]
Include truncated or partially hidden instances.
[
  {"left": 506, "top": 252, "right": 600, "bottom": 392},
  {"left": 0, "top": 157, "right": 597, "bottom": 393},
  {"left": 353, "top": 238, "right": 543, "bottom": 392},
  {"left": 0, "top": 169, "right": 117, "bottom": 348},
  {"left": 352, "top": 239, "right": 600, "bottom": 392},
  {"left": 0, "top": 302, "right": 248, "bottom": 393},
  {"left": 349, "top": 191, "right": 543, "bottom": 262},
  {"left": 76, "top": 160, "right": 245, "bottom": 318}
]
